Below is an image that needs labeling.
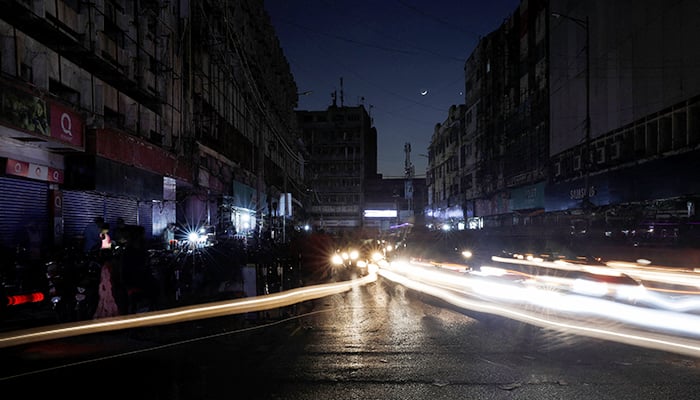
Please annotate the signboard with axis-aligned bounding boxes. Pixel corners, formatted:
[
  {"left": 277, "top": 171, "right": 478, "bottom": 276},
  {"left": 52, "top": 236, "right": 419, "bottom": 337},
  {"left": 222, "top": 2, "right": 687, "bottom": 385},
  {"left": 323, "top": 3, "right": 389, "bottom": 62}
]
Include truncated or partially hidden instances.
[
  {"left": 364, "top": 209, "right": 397, "bottom": 218},
  {"left": 49, "top": 102, "right": 84, "bottom": 147},
  {"left": 5, "top": 158, "right": 64, "bottom": 183}
]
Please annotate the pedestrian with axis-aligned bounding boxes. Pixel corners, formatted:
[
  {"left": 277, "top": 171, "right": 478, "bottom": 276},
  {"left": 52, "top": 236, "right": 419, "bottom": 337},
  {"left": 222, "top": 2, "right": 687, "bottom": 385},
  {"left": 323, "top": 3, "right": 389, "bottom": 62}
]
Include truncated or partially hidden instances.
[
  {"left": 83, "top": 216, "right": 104, "bottom": 253},
  {"left": 100, "top": 223, "right": 112, "bottom": 250},
  {"left": 162, "top": 222, "right": 177, "bottom": 250},
  {"left": 93, "top": 257, "right": 120, "bottom": 319},
  {"left": 112, "top": 217, "right": 128, "bottom": 248}
]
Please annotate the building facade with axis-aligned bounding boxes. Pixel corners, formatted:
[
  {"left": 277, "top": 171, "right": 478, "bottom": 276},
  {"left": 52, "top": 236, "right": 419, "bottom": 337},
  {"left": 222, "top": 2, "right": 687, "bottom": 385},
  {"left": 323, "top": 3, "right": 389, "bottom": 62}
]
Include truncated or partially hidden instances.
[
  {"left": 0, "top": 0, "right": 301, "bottom": 253},
  {"left": 427, "top": 0, "right": 700, "bottom": 245},
  {"left": 297, "top": 101, "right": 377, "bottom": 235}
]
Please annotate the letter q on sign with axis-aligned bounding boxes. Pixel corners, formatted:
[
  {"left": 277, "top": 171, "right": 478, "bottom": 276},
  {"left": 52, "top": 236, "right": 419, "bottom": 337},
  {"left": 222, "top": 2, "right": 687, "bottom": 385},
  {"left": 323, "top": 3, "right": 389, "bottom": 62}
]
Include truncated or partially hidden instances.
[{"left": 60, "top": 112, "right": 72, "bottom": 136}]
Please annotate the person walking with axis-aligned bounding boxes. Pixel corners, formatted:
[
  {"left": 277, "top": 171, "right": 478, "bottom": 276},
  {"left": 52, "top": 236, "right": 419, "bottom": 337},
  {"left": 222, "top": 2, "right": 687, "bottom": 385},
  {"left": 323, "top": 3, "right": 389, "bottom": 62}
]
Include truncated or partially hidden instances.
[{"left": 93, "top": 255, "right": 120, "bottom": 319}]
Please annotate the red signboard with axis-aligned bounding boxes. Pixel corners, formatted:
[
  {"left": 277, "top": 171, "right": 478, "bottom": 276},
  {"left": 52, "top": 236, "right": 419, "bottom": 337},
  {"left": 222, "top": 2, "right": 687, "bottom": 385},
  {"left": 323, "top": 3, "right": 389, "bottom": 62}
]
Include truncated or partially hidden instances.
[
  {"left": 49, "top": 102, "right": 84, "bottom": 148},
  {"left": 5, "top": 158, "right": 64, "bottom": 184}
]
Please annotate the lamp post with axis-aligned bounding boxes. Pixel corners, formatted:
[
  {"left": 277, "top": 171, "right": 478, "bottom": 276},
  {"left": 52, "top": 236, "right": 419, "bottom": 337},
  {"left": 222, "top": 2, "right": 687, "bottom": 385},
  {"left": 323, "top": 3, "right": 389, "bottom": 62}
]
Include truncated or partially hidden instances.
[{"left": 552, "top": 12, "right": 591, "bottom": 209}]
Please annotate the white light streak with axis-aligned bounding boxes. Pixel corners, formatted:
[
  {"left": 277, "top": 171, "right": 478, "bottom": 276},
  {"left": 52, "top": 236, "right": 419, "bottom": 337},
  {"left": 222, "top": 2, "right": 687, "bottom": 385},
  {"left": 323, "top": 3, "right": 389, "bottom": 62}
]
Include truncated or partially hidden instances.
[{"left": 0, "top": 273, "right": 377, "bottom": 348}]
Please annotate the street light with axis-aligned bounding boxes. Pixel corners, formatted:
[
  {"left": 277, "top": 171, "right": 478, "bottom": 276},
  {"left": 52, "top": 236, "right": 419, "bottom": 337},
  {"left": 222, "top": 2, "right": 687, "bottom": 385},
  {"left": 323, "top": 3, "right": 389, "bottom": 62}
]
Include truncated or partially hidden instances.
[{"left": 552, "top": 12, "right": 591, "bottom": 209}]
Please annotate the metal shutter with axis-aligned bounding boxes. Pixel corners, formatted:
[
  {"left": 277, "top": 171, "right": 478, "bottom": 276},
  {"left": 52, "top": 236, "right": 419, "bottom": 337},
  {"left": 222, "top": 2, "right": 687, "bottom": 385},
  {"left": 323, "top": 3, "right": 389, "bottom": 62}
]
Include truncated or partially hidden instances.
[
  {"left": 138, "top": 200, "right": 153, "bottom": 240},
  {"left": 103, "top": 195, "right": 138, "bottom": 230},
  {"left": 0, "top": 177, "right": 49, "bottom": 251},
  {"left": 62, "top": 190, "right": 105, "bottom": 242}
]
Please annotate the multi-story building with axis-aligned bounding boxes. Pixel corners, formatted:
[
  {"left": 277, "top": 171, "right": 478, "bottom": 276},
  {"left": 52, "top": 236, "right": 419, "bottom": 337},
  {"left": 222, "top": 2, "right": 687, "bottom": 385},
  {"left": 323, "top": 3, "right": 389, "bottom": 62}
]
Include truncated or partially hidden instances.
[
  {"left": 547, "top": 0, "right": 700, "bottom": 243},
  {"left": 186, "top": 0, "right": 302, "bottom": 242},
  {"left": 427, "top": 0, "right": 700, "bottom": 245},
  {"left": 297, "top": 98, "right": 377, "bottom": 235},
  {"left": 0, "top": 0, "right": 301, "bottom": 253},
  {"left": 425, "top": 105, "right": 465, "bottom": 227},
  {"left": 427, "top": 0, "right": 549, "bottom": 231}
]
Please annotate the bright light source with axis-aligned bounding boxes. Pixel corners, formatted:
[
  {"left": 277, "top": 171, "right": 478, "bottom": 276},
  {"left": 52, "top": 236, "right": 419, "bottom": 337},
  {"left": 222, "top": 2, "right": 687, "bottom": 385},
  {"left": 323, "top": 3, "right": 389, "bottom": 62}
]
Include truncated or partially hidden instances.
[
  {"left": 441, "top": 223, "right": 451, "bottom": 231},
  {"left": 331, "top": 254, "right": 343, "bottom": 265},
  {"left": 188, "top": 232, "right": 200, "bottom": 242},
  {"left": 462, "top": 250, "right": 473, "bottom": 259}
]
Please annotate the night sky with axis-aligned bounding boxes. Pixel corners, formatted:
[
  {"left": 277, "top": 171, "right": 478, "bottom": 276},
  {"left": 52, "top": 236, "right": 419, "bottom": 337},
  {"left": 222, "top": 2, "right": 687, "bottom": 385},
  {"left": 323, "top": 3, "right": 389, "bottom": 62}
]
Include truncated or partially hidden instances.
[{"left": 264, "top": 0, "right": 520, "bottom": 178}]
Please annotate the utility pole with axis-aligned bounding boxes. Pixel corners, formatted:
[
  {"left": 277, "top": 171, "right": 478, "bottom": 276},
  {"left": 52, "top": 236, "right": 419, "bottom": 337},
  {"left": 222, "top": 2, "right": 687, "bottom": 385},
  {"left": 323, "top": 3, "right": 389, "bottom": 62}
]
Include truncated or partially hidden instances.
[{"left": 404, "top": 142, "right": 415, "bottom": 220}]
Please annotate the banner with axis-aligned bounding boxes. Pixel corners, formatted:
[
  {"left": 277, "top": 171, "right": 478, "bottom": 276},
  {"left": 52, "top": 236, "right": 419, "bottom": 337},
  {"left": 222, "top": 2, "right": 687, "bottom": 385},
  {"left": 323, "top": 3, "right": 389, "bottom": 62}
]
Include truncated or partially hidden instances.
[{"left": 5, "top": 158, "right": 64, "bottom": 184}]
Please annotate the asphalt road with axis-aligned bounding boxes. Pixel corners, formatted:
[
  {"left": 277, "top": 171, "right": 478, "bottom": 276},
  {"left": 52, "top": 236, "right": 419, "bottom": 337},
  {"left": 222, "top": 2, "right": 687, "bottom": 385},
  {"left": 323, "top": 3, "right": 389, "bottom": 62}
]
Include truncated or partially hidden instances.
[{"left": 1, "top": 277, "right": 699, "bottom": 399}]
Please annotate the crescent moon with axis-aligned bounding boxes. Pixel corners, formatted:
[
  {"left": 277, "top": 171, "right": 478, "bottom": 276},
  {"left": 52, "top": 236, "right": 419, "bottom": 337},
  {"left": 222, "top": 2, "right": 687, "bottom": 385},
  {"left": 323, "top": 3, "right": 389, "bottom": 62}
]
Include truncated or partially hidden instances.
[{"left": 420, "top": 90, "right": 428, "bottom": 96}]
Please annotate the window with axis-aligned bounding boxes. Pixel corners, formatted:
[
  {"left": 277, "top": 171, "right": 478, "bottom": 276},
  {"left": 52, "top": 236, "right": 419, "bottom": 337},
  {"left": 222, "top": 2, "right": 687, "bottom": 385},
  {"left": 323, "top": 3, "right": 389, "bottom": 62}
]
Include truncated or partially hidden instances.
[
  {"left": 104, "top": 1, "right": 125, "bottom": 48},
  {"left": 573, "top": 155, "right": 581, "bottom": 171},
  {"left": 610, "top": 142, "right": 620, "bottom": 160},
  {"left": 20, "top": 63, "right": 33, "bottom": 82},
  {"left": 595, "top": 147, "right": 605, "bottom": 164},
  {"left": 50, "top": 79, "right": 80, "bottom": 105}
]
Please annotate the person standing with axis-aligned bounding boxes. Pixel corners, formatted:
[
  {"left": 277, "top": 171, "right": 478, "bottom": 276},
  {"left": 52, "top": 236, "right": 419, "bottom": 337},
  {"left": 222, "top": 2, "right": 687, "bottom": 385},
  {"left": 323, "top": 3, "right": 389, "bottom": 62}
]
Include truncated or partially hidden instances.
[{"left": 83, "top": 216, "right": 104, "bottom": 253}]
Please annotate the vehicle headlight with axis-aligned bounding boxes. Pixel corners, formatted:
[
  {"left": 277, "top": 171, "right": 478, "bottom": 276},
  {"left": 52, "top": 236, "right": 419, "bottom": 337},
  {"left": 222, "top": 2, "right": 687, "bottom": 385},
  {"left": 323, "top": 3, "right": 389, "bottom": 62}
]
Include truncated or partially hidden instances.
[
  {"left": 572, "top": 279, "right": 608, "bottom": 297},
  {"left": 616, "top": 284, "right": 647, "bottom": 302},
  {"left": 331, "top": 253, "right": 344, "bottom": 265}
]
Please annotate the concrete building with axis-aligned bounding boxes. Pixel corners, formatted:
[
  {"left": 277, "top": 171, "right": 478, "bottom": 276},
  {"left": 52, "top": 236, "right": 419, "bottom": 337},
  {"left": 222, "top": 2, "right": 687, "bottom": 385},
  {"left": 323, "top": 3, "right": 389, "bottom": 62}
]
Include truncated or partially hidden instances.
[
  {"left": 427, "top": 0, "right": 700, "bottom": 245},
  {"left": 0, "top": 0, "right": 301, "bottom": 252},
  {"left": 547, "top": 0, "right": 700, "bottom": 244},
  {"left": 297, "top": 99, "right": 377, "bottom": 235},
  {"left": 427, "top": 0, "right": 549, "bottom": 231}
]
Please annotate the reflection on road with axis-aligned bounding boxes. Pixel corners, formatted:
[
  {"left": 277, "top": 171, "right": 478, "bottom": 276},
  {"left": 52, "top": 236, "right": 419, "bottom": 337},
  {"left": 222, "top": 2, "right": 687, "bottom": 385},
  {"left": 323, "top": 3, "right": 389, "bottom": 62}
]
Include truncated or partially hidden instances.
[
  {"left": 0, "top": 273, "right": 377, "bottom": 348},
  {"left": 379, "top": 255, "right": 700, "bottom": 358}
]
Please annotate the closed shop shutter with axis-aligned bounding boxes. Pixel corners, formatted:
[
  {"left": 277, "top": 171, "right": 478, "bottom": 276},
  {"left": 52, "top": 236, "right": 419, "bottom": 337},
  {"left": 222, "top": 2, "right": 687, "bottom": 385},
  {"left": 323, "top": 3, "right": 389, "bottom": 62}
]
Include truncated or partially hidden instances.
[
  {"left": 138, "top": 201, "right": 153, "bottom": 240},
  {"left": 103, "top": 196, "right": 138, "bottom": 229},
  {"left": 62, "top": 191, "right": 104, "bottom": 244},
  {"left": 0, "top": 177, "right": 49, "bottom": 251}
]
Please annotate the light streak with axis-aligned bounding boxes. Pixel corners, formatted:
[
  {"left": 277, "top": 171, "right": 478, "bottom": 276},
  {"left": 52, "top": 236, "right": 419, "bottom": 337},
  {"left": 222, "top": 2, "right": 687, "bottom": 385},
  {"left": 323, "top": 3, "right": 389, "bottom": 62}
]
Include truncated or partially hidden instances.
[
  {"left": 378, "top": 267, "right": 700, "bottom": 358},
  {"left": 0, "top": 273, "right": 377, "bottom": 348}
]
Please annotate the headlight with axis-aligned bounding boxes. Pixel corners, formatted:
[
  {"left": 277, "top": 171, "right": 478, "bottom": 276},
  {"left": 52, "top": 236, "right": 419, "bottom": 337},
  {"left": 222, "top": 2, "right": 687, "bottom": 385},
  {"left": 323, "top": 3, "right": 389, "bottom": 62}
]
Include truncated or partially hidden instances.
[{"left": 331, "top": 253, "right": 344, "bottom": 265}]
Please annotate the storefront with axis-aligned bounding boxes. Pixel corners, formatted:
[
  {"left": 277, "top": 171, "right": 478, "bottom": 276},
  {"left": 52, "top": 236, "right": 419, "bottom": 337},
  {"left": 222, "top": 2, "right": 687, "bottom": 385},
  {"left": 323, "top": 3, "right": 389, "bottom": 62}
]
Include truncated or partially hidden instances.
[{"left": 0, "top": 87, "right": 83, "bottom": 252}]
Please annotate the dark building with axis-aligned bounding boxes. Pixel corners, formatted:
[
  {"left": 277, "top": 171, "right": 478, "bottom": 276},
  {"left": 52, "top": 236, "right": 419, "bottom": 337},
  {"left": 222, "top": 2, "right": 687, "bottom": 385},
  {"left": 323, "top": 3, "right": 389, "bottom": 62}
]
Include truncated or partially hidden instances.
[
  {"left": 297, "top": 98, "right": 377, "bottom": 235},
  {"left": 0, "top": 0, "right": 301, "bottom": 252},
  {"left": 427, "top": 0, "right": 700, "bottom": 245}
]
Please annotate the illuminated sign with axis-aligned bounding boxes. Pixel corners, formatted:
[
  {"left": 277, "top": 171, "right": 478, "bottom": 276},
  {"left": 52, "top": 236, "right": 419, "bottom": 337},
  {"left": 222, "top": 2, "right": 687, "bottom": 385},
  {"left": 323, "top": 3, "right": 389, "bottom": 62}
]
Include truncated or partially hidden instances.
[{"left": 364, "top": 209, "right": 397, "bottom": 218}]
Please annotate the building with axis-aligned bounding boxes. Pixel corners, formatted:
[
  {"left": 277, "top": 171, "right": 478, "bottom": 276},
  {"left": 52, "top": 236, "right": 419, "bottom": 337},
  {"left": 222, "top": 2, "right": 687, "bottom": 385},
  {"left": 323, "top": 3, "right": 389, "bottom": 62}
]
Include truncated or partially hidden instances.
[
  {"left": 426, "top": 0, "right": 700, "bottom": 245},
  {"left": 547, "top": 0, "right": 700, "bottom": 243},
  {"left": 0, "top": 0, "right": 301, "bottom": 253},
  {"left": 185, "top": 0, "right": 302, "bottom": 242},
  {"left": 297, "top": 97, "right": 377, "bottom": 235}
]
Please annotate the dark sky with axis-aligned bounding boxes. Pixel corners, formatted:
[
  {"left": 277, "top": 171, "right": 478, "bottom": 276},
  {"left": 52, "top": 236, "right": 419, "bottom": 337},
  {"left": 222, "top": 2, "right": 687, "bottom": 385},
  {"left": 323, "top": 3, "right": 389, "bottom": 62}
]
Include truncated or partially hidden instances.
[{"left": 264, "top": 0, "right": 520, "bottom": 178}]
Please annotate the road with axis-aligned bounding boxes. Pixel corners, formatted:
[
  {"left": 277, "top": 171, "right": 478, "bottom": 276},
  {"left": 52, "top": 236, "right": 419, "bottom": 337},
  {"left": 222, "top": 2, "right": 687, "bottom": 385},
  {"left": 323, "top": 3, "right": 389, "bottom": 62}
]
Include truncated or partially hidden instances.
[{"left": 1, "top": 273, "right": 699, "bottom": 399}]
